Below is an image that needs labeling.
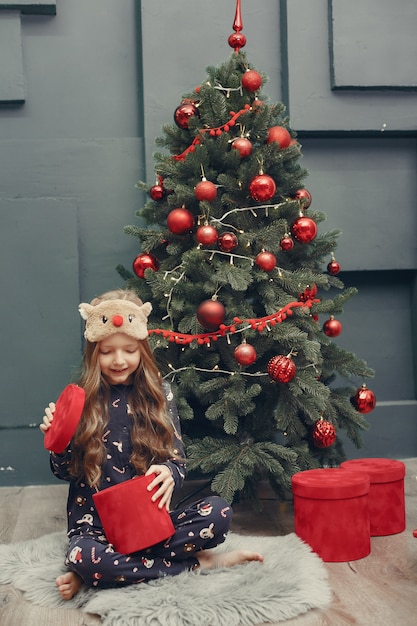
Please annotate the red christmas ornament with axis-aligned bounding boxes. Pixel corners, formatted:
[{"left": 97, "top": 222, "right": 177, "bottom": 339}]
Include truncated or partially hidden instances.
[
  {"left": 293, "top": 188, "right": 312, "bottom": 209},
  {"left": 167, "top": 208, "right": 194, "bottom": 235},
  {"left": 231, "top": 137, "right": 252, "bottom": 158},
  {"left": 255, "top": 251, "right": 276, "bottom": 272},
  {"left": 249, "top": 174, "right": 276, "bottom": 202},
  {"left": 174, "top": 102, "right": 199, "bottom": 129},
  {"left": 132, "top": 253, "right": 159, "bottom": 279},
  {"left": 242, "top": 69, "right": 262, "bottom": 92},
  {"left": 197, "top": 299, "right": 225, "bottom": 330},
  {"left": 266, "top": 126, "right": 291, "bottom": 149},
  {"left": 196, "top": 224, "right": 218, "bottom": 246},
  {"left": 267, "top": 354, "right": 297, "bottom": 383},
  {"left": 299, "top": 283, "right": 318, "bottom": 302},
  {"left": 149, "top": 183, "right": 164, "bottom": 201},
  {"left": 323, "top": 316, "right": 342, "bottom": 337},
  {"left": 312, "top": 419, "right": 336, "bottom": 448},
  {"left": 280, "top": 235, "right": 294, "bottom": 251},
  {"left": 228, "top": 0, "right": 246, "bottom": 53},
  {"left": 291, "top": 216, "right": 317, "bottom": 243},
  {"left": 218, "top": 232, "right": 238, "bottom": 252},
  {"left": 234, "top": 342, "right": 257, "bottom": 366},
  {"left": 352, "top": 384, "right": 376, "bottom": 414},
  {"left": 195, "top": 179, "right": 217, "bottom": 202},
  {"left": 327, "top": 257, "right": 341, "bottom": 275}
]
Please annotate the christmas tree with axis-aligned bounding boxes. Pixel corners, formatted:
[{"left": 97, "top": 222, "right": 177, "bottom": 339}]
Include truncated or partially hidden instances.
[{"left": 117, "top": 1, "right": 375, "bottom": 507}]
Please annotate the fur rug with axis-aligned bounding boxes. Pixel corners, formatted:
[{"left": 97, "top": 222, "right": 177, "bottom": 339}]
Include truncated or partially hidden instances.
[{"left": 0, "top": 531, "right": 331, "bottom": 626}]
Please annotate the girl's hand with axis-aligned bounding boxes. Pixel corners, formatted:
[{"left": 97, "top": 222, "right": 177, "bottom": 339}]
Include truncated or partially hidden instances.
[
  {"left": 145, "top": 464, "right": 175, "bottom": 511},
  {"left": 39, "top": 402, "right": 56, "bottom": 435}
]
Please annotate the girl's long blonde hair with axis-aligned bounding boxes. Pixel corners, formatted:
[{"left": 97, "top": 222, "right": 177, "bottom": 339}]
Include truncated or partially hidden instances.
[{"left": 69, "top": 289, "right": 176, "bottom": 488}]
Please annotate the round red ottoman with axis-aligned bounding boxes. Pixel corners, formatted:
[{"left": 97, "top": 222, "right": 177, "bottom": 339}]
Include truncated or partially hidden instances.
[
  {"left": 341, "top": 458, "right": 406, "bottom": 536},
  {"left": 292, "top": 468, "right": 370, "bottom": 562}
]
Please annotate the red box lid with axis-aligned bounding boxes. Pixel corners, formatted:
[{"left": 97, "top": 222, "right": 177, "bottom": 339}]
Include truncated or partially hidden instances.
[
  {"left": 44, "top": 384, "right": 85, "bottom": 454},
  {"left": 340, "top": 458, "right": 405, "bottom": 483},
  {"left": 292, "top": 468, "right": 370, "bottom": 500}
]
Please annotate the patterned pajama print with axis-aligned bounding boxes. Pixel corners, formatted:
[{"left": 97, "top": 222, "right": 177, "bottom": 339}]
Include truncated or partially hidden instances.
[{"left": 50, "top": 383, "right": 232, "bottom": 589}]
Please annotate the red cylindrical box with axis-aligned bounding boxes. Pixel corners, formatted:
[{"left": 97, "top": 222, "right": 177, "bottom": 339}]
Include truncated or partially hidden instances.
[
  {"left": 292, "top": 468, "right": 370, "bottom": 562},
  {"left": 340, "top": 458, "right": 406, "bottom": 536}
]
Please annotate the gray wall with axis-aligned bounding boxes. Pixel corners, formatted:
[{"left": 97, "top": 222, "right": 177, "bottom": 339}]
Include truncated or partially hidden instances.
[{"left": 0, "top": 0, "right": 416, "bottom": 485}]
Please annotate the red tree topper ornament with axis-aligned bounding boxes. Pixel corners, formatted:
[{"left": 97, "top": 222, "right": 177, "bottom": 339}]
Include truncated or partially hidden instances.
[
  {"left": 293, "top": 188, "right": 312, "bottom": 209},
  {"left": 174, "top": 102, "right": 199, "bottom": 129},
  {"left": 228, "top": 0, "right": 246, "bottom": 53},
  {"left": 249, "top": 174, "right": 276, "bottom": 202},
  {"left": 167, "top": 208, "right": 194, "bottom": 234},
  {"left": 352, "top": 384, "right": 376, "bottom": 414},
  {"left": 255, "top": 251, "right": 276, "bottom": 272},
  {"left": 267, "top": 354, "right": 297, "bottom": 383},
  {"left": 231, "top": 137, "right": 252, "bottom": 158},
  {"left": 312, "top": 419, "right": 336, "bottom": 448},
  {"left": 196, "top": 224, "right": 218, "bottom": 246},
  {"left": 234, "top": 341, "right": 257, "bottom": 366},
  {"left": 242, "top": 69, "right": 262, "bottom": 92},
  {"left": 267, "top": 126, "right": 291, "bottom": 149},
  {"left": 323, "top": 316, "right": 342, "bottom": 337},
  {"left": 195, "top": 178, "right": 217, "bottom": 202},
  {"left": 291, "top": 216, "right": 317, "bottom": 243},
  {"left": 218, "top": 232, "right": 238, "bottom": 252},
  {"left": 197, "top": 299, "right": 226, "bottom": 330},
  {"left": 132, "top": 253, "right": 159, "bottom": 279}
]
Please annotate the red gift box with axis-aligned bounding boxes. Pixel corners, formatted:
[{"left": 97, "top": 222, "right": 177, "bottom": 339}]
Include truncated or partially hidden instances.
[
  {"left": 292, "top": 468, "right": 370, "bottom": 562},
  {"left": 341, "top": 458, "right": 406, "bottom": 536},
  {"left": 93, "top": 473, "right": 175, "bottom": 554}
]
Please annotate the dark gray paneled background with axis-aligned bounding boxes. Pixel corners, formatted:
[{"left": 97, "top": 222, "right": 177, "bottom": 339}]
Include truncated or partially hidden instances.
[{"left": 0, "top": 0, "right": 415, "bottom": 485}]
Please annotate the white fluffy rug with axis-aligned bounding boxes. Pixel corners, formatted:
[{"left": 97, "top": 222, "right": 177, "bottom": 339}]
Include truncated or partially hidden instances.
[{"left": 0, "top": 531, "right": 331, "bottom": 625}]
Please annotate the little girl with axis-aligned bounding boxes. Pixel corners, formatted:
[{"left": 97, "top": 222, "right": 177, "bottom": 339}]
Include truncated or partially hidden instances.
[{"left": 40, "top": 288, "right": 263, "bottom": 600}]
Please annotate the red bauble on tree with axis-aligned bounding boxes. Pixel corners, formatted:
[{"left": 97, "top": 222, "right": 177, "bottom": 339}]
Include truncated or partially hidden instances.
[
  {"left": 218, "top": 232, "right": 238, "bottom": 252},
  {"left": 291, "top": 216, "right": 317, "bottom": 243},
  {"left": 132, "top": 252, "right": 159, "bottom": 279},
  {"left": 167, "top": 208, "right": 194, "bottom": 235},
  {"left": 267, "top": 354, "right": 297, "bottom": 383},
  {"left": 174, "top": 101, "right": 199, "bottom": 129},
  {"left": 241, "top": 69, "right": 262, "bottom": 92},
  {"left": 312, "top": 419, "right": 336, "bottom": 448},
  {"left": 149, "top": 183, "right": 165, "bottom": 201},
  {"left": 234, "top": 341, "right": 257, "bottom": 366},
  {"left": 197, "top": 299, "right": 225, "bottom": 330},
  {"left": 249, "top": 174, "right": 276, "bottom": 202},
  {"left": 196, "top": 224, "right": 218, "bottom": 246},
  {"left": 351, "top": 384, "right": 376, "bottom": 414},
  {"left": 266, "top": 125, "right": 291, "bottom": 148},
  {"left": 280, "top": 235, "right": 294, "bottom": 251},
  {"left": 231, "top": 137, "right": 252, "bottom": 158},
  {"left": 323, "top": 316, "right": 342, "bottom": 337},
  {"left": 327, "top": 254, "right": 341, "bottom": 275},
  {"left": 255, "top": 251, "right": 276, "bottom": 272},
  {"left": 293, "top": 188, "right": 312, "bottom": 209},
  {"left": 195, "top": 178, "right": 217, "bottom": 202}
]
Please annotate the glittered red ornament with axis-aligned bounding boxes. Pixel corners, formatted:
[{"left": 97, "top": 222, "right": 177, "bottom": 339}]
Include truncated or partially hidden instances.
[
  {"left": 234, "top": 342, "right": 257, "bottom": 366},
  {"left": 149, "top": 184, "right": 164, "bottom": 201},
  {"left": 167, "top": 208, "right": 194, "bottom": 235},
  {"left": 327, "top": 259, "right": 341, "bottom": 275},
  {"left": 249, "top": 174, "right": 276, "bottom": 202},
  {"left": 174, "top": 102, "right": 199, "bottom": 129},
  {"left": 266, "top": 126, "right": 291, "bottom": 148},
  {"left": 291, "top": 216, "right": 317, "bottom": 243},
  {"left": 255, "top": 251, "right": 276, "bottom": 272},
  {"left": 323, "top": 316, "right": 342, "bottom": 337},
  {"left": 280, "top": 235, "right": 294, "bottom": 251},
  {"left": 196, "top": 224, "right": 218, "bottom": 246},
  {"left": 241, "top": 69, "right": 262, "bottom": 92},
  {"left": 132, "top": 253, "right": 159, "bottom": 279},
  {"left": 231, "top": 137, "right": 252, "bottom": 158},
  {"left": 312, "top": 419, "right": 336, "bottom": 448},
  {"left": 218, "top": 232, "right": 238, "bottom": 252},
  {"left": 293, "top": 188, "right": 312, "bottom": 209},
  {"left": 351, "top": 384, "right": 376, "bottom": 414},
  {"left": 195, "top": 179, "right": 217, "bottom": 202},
  {"left": 197, "top": 299, "right": 225, "bottom": 330},
  {"left": 267, "top": 354, "right": 297, "bottom": 383}
]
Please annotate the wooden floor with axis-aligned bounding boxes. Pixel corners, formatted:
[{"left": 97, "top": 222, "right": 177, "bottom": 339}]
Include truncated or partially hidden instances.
[{"left": 1, "top": 459, "right": 417, "bottom": 626}]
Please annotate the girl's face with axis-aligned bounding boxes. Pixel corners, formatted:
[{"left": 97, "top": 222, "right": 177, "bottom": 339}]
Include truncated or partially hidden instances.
[{"left": 98, "top": 333, "right": 141, "bottom": 386}]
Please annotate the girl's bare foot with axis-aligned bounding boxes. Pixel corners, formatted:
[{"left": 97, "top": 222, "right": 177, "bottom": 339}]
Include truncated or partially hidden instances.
[
  {"left": 55, "top": 571, "right": 83, "bottom": 600},
  {"left": 196, "top": 549, "right": 264, "bottom": 570}
]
